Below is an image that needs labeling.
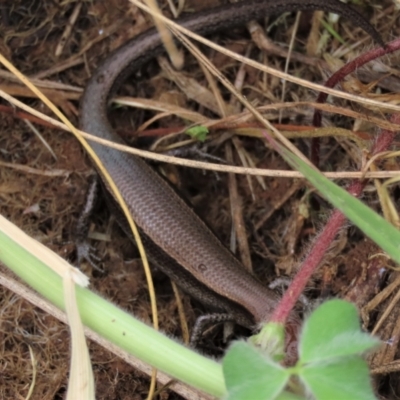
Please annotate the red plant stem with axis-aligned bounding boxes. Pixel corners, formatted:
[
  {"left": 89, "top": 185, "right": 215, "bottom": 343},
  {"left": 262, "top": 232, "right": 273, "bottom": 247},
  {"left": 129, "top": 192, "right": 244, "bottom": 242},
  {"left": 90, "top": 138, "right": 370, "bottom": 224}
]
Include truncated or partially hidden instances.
[
  {"left": 313, "top": 37, "right": 400, "bottom": 127},
  {"left": 271, "top": 114, "right": 400, "bottom": 325},
  {"left": 271, "top": 210, "right": 346, "bottom": 324},
  {"left": 311, "top": 37, "right": 400, "bottom": 164}
]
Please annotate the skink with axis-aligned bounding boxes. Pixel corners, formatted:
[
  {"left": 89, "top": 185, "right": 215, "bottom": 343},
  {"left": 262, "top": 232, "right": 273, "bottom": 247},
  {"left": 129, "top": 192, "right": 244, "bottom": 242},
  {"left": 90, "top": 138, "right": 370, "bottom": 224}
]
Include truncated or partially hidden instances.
[{"left": 79, "top": 0, "right": 382, "bottom": 331}]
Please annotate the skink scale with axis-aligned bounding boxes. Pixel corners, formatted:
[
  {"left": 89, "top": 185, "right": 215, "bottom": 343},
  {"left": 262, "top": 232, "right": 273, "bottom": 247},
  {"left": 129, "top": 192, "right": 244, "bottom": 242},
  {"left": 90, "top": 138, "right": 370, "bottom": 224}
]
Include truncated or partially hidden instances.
[{"left": 79, "top": 0, "right": 382, "bottom": 331}]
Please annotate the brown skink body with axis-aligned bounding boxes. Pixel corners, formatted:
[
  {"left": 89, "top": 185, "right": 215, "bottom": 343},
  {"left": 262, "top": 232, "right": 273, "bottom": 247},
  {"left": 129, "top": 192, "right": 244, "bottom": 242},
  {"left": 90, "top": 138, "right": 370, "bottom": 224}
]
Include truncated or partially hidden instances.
[{"left": 79, "top": 0, "right": 382, "bottom": 329}]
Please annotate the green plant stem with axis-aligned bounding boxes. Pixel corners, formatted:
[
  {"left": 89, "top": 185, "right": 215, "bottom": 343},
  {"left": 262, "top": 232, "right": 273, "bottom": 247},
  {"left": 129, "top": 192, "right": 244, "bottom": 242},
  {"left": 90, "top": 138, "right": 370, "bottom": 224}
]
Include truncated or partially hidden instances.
[{"left": 0, "top": 216, "right": 226, "bottom": 397}]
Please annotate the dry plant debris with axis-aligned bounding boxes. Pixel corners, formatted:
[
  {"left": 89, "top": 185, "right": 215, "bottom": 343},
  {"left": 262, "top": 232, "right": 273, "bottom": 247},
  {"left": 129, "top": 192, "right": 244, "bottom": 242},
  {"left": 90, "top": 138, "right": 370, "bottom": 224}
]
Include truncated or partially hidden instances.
[{"left": 1, "top": 0, "right": 400, "bottom": 398}]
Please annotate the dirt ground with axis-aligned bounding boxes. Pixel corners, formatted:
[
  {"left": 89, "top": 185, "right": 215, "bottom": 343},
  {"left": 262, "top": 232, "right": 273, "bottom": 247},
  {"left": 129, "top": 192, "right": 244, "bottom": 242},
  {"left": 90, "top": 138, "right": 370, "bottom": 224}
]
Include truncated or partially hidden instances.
[{"left": 1, "top": 0, "right": 400, "bottom": 398}]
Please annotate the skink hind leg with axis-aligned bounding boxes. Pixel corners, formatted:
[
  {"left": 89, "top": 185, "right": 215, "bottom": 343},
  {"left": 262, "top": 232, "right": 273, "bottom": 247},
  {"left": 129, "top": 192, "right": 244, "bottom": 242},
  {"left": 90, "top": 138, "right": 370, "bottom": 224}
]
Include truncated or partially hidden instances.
[{"left": 190, "top": 313, "right": 248, "bottom": 347}]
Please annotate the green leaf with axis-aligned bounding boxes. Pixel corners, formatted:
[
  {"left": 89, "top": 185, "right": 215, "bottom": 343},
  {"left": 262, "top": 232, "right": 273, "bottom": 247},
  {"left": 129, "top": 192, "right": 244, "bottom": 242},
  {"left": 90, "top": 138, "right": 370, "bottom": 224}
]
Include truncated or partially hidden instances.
[
  {"left": 275, "top": 393, "right": 306, "bottom": 400},
  {"left": 299, "top": 300, "right": 379, "bottom": 363},
  {"left": 185, "top": 125, "right": 209, "bottom": 142},
  {"left": 320, "top": 19, "right": 346, "bottom": 45},
  {"left": 223, "top": 341, "right": 290, "bottom": 400},
  {"left": 276, "top": 144, "right": 400, "bottom": 265},
  {"left": 299, "top": 357, "right": 377, "bottom": 400}
]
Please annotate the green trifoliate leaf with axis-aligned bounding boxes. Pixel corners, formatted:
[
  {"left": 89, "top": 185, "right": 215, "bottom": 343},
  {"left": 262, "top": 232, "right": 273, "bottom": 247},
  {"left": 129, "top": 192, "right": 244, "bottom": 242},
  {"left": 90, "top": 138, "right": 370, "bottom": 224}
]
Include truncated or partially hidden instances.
[
  {"left": 299, "top": 357, "right": 377, "bottom": 400},
  {"left": 299, "top": 300, "right": 380, "bottom": 363},
  {"left": 223, "top": 341, "right": 290, "bottom": 400}
]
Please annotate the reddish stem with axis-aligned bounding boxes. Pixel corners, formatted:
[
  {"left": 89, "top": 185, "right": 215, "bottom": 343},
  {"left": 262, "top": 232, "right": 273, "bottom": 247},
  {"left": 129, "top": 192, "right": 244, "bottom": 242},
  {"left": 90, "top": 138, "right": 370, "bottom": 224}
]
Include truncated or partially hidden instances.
[
  {"left": 311, "top": 37, "right": 400, "bottom": 165},
  {"left": 271, "top": 210, "right": 346, "bottom": 324},
  {"left": 313, "top": 38, "right": 400, "bottom": 127},
  {"left": 272, "top": 114, "right": 399, "bottom": 325}
]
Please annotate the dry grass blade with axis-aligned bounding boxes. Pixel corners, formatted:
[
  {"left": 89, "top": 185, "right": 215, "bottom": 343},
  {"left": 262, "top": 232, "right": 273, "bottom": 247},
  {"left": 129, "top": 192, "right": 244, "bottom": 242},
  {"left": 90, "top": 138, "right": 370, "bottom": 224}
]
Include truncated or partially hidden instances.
[
  {"left": 3, "top": 87, "right": 399, "bottom": 179},
  {"left": 130, "top": 0, "right": 400, "bottom": 114}
]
